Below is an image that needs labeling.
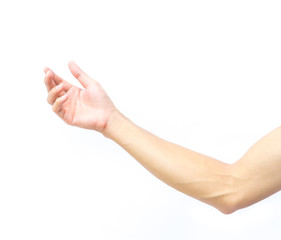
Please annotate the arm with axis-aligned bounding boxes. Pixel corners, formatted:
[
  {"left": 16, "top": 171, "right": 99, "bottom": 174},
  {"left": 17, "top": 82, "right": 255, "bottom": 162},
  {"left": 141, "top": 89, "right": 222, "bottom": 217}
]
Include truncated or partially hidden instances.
[
  {"left": 104, "top": 112, "right": 281, "bottom": 214},
  {"left": 44, "top": 61, "right": 281, "bottom": 214}
]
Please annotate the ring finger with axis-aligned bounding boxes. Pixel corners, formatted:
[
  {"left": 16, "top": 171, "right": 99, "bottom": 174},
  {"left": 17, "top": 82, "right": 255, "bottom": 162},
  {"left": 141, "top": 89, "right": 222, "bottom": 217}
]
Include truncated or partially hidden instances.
[{"left": 47, "top": 83, "right": 66, "bottom": 105}]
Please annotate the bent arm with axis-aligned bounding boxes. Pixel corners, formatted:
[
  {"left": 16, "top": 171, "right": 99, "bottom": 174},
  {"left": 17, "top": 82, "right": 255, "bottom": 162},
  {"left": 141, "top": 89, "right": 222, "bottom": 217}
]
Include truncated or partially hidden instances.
[
  {"left": 44, "top": 63, "right": 281, "bottom": 214},
  {"left": 104, "top": 111, "right": 281, "bottom": 214}
]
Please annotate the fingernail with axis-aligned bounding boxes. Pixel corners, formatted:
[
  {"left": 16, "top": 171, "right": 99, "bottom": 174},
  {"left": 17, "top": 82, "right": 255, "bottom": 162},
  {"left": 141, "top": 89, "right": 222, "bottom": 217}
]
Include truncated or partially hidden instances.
[
  {"left": 46, "top": 71, "right": 51, "bottom": 77},
  {"left": 57, "top": 83, "right": 63, "bottom": 89},
  {"left": 60, "top": 94, "right": 68, "bottom": 102},
  {"left": 48, "top": 70, "right": 54, "bottom": 76}
]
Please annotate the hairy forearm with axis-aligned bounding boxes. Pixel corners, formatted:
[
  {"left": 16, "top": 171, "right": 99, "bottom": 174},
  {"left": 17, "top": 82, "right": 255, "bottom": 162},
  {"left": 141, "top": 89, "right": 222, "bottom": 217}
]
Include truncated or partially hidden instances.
[{"left": 103, "top": 111, "right": 281, "bottom": 214}]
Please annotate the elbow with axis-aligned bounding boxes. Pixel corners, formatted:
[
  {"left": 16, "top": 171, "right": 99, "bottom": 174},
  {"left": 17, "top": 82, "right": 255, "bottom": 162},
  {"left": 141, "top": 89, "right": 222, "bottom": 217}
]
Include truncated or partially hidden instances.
[
  {"left": 216, "top": 193, "right": 242, "bottom": 215},
  {"left": 199, "top": 191, "right": 241, "bottom": 214},
  {"left": 218, "top": 203, "right": 238, "bottom": 215},
  {"left": 217, "top": 164, "right": 243, "bottom": 214}
]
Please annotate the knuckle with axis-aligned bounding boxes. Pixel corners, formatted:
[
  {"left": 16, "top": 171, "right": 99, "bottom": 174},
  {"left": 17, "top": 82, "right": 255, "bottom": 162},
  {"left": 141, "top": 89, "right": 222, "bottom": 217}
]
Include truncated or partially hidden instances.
[
  {"left": 47, "top": 86, "right": 61, "bottom": 104},
  {"left": 47, "top": 95, "right": 52, "bottom": 104},
  {"left": 44, "top": 75, "right": 52, "bottom": 86},
  {"left": 44, "top": 73, "right": 49, "bottom": 82},
  {"left": 52, "top": 104, "right": 57, "bottom": 113},
  {"left": 76, "top": 72, "right": 82, "bottom": 79}
]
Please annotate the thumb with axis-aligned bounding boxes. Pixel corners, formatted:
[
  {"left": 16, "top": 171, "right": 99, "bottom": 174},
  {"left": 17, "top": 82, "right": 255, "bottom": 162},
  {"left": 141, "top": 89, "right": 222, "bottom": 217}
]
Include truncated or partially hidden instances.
[{"left": 68, "top": 61, "right": 94, "bottom": 88}]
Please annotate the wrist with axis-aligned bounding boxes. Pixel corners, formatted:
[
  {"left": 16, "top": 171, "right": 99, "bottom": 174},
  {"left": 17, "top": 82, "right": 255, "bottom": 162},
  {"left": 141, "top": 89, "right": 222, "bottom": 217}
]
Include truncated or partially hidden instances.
[{"left": 102, "top": 109, "right": 129, "bottom": 140}]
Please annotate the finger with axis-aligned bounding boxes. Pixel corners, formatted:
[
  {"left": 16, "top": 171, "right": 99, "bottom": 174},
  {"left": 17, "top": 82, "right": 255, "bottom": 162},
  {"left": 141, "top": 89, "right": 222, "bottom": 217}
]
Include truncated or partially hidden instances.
[
  {"left": 68, "top": 61, "right": 95, "bottom": 88},
  {"left": 44, "top": 70, "right": 56, "bottom": 92},
  {"left": 52, "top": 94, "right": 68, "bottom": 113},
  {"left": 43, "top": 67, "right": 72, "bottom": 91},
  {"left": 47, "top": 83, "right": 65, "bottom": 105}
]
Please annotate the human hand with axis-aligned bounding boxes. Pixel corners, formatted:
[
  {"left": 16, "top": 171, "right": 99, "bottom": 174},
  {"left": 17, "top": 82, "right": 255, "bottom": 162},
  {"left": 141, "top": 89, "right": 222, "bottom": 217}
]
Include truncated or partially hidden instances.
[{"left": 44, "top": 61, "right": 118, "bottom": 133}]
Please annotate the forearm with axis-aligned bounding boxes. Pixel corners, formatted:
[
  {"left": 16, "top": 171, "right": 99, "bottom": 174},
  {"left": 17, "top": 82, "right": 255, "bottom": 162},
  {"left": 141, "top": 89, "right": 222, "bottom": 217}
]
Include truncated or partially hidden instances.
[
  {"left": 103, "top": 112, "right": 281, "bottom": 214},
  {"left": 103, "top": 111, "right": 236, "bottom": 213}
]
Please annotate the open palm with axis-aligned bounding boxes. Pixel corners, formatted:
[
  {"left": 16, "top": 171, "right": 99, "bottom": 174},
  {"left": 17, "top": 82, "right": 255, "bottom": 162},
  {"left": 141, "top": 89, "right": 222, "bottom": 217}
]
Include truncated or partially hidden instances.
[{"left": 44, "top": 61, "right": 117, "bottom": 132}]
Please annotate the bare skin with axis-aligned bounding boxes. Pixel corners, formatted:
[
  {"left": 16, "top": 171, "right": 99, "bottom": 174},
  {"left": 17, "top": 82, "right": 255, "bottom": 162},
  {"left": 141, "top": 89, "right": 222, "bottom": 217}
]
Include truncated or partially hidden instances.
[{"left": 44, "top": 61, "right": 281, "bottom": 214}]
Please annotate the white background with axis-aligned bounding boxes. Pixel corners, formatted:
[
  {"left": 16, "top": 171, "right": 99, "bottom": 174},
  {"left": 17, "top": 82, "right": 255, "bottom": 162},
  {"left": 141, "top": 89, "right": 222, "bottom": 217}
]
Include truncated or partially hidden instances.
[{"left": 0, "top": 0, "right": 281, "bottom": 239}]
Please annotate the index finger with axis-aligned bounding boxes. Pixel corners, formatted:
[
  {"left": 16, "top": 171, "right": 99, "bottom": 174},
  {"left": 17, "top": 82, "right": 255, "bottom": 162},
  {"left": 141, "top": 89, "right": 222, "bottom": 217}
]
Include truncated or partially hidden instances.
[
  {"left": 43, "top": 67, "right": 72, "bottom": 91},
  {"left": 44, "top": 70, "right": 56, "bottom": 92}
]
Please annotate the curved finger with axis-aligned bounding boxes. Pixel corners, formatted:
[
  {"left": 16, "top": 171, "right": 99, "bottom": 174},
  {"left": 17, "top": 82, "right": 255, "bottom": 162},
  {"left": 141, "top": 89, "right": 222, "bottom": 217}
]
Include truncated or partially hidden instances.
[
  {"left": 44, "top": 70, "right": 56, "bottom": 92},
  {"left": 52, "top": 94, "right": 68, "bottom": 113},
  {"left": 47, "top": 83, "right": 65, "bottom": 105},
  {"left": 44, "top": 67, "right": 72, "bottom": 91}
]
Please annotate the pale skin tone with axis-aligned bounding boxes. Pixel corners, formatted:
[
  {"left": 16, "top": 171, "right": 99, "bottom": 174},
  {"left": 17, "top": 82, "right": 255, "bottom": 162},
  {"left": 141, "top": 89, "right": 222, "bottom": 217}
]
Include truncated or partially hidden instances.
[{"left": 44, "top": 61, "right": 281, "bottom": 214}]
